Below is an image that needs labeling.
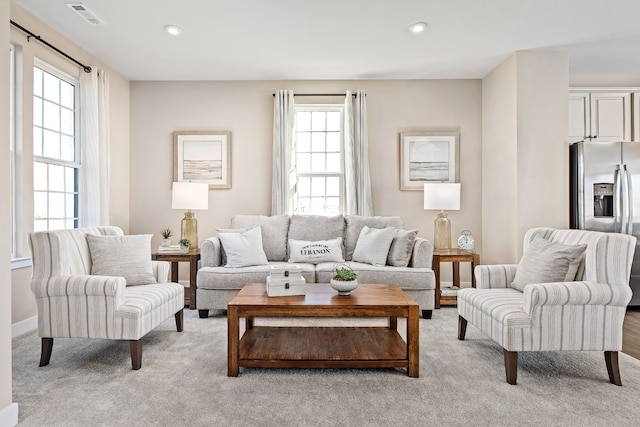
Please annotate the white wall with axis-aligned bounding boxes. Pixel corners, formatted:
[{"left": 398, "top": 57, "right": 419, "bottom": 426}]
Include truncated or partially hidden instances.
[
  {"left": 482, "top": 51, "right": 569, "bottom": 264},
  {"left": 1, "top": 2, "right": 18, "bottom": 426},
  {"left": 129, "top": 80, "right": 483, "bottom": 268}
]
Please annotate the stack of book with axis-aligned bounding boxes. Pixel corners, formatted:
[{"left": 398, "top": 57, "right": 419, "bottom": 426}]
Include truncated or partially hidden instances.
[{"left": 156, "top": 245, "right": 184, "bottom": 254}]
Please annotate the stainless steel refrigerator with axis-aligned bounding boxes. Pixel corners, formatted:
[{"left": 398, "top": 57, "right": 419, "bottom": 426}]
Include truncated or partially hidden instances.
[{"left": 570, "top": 140, "right": 640, "bottom": 306}]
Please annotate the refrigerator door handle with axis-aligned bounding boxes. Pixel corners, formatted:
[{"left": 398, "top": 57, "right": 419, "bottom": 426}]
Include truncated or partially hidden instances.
[
  {"left": 614, "top": 166, "right": 622, "bottom": 233},
  {"left": 623, "top": 165, "right": 634, "bottom": 235}
]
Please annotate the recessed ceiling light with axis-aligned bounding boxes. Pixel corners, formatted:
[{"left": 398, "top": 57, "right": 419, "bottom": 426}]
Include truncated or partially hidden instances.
[
  {"left": 165, "top": 25, "right": 182, "bottom": 36},
  {"left": 409, "top": 22, "right": 427, "bottom": 34}
]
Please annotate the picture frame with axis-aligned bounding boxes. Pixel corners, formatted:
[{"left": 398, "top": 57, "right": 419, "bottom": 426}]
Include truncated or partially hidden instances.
[
  {"left": 399, "top": 130, "right": 460, "bottom": 190},
  {"left": 173, "top": 131, "right": 231, "bottom": 189}
]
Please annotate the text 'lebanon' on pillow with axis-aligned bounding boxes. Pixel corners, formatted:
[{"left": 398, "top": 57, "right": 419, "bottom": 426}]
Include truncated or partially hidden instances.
[{"left": 288, "top": 237, "right": 344, "bottom": 264}]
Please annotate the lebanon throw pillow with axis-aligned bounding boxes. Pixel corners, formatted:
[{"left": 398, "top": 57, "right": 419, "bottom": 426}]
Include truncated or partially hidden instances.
[
  {"left": 510, "top": 235, "right": 587, "bottom": 292},
  {"left": 87, "top": 234, "right": 157, "bottom": 286},
  {"left": 352, "top": 226, "right": 396, "bottom": 266},
  {"left": 288, "top": 237, "right": 345, "bottom": 264},
  {"left": 387, "top": 229, "right": 419, "bottom": 267},
  {"left": 218, "top": 227, "right": 269, "bottom": 268}
]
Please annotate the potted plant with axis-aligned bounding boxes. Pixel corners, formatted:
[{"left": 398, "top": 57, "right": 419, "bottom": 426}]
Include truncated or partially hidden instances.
[
  {"left": 160, "top": 228, "right": 173, "bottom": 247},
  {"left": 178, "top": 238, "right": 191, "bottom": 253},
  {"left": 330, "top": 263, "right": 358, "bottom": 295}
]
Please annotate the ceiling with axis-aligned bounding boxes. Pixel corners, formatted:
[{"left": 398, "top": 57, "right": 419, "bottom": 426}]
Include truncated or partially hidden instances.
[{"left": 13, "top": 0, "right": 640, "bottom": 81}]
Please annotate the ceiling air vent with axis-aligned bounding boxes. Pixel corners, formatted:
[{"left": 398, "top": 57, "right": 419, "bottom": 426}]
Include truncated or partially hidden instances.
[{"left": 65, "top": 3, "right": 105, "bottom": 25}]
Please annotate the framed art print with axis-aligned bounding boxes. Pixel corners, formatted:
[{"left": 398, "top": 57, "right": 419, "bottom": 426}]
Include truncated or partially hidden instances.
[{"left": 174, "top": 131, "right": 231, "bottom": 189}]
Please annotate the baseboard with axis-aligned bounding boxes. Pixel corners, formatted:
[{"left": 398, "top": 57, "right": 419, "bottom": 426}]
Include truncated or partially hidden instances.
[
  {"left": 12, "top": 316, "right": 37, "bottom": 338},
  {"left": 0, "top": 402, "right": 18, "bottom": 427}
]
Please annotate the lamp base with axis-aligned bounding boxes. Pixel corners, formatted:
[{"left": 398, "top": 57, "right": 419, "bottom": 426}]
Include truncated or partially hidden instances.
[
  {"left": 433, "top": 211, "right": 451, "bottom": 250},
  {"left": 181, "top": 211, "right": 198, "bottom": 249}
]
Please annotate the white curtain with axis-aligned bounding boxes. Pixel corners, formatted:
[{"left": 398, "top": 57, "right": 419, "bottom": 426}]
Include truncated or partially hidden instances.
[
  {"left": 344, "top": 90, "right": 373, "bottom": 216},
  {"left": 79, "top": 68, "right": 110, "bottom": 226},
  {"left": 271, "top": 89, "right": 295, "bottom": 215}
]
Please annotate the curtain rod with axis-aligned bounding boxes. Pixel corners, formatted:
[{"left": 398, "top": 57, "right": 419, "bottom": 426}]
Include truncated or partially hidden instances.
[
  {"left": 272, "top": 93, "right": 359, "bottom": 97},
  {"left": 10, "top": 20, "right": 92, "bottom": 73}
]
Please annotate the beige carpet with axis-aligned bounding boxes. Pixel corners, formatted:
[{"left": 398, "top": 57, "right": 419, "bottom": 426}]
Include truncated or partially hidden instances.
[{"left": 12, "top": 307, "right": 640, "bottom": 426}]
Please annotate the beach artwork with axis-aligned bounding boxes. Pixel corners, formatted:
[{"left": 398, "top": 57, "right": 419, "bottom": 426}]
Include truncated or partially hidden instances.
[
  {"left": 409, "top": 140, "right": 450, "bottom": 182},
  {"left": 183, "top": 140, "right": 222, "bottom": 180},
  {"left": 400, "top": 131, "right": 459, "bottom": 190},
  {"left": 174, "top": 131, "right": 231, "bottom": 189}
]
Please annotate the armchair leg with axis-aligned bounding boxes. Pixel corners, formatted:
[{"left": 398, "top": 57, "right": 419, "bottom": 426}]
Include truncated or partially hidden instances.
[
  {"left": 605, "top": 351, "right": 622, "bottom": 386},
  {"left": 457, "top": 316, "right": 467, "bottom": 340},
  {"left": 39, "top": 337, "right": 53, "bottom": 367},
  {"left": 130, "top": 340, "right": 142, "bottom": 370},
  {"left": 504, "top": 350, "right": 518, "bottom": 385},
  {"left": 175, "top": 309, "right": 184, "bottom": 332}
]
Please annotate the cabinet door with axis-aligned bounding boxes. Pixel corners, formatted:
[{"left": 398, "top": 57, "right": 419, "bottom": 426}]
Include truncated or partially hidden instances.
[
  {"left": 590, "top": 92, "right": 631, "bottom": 141},
  {"left": 569, "top": 92, "right": 590, "bottom": 142},
  {"left": 633, "top": 92, "right": 640, "bottom": 142}
]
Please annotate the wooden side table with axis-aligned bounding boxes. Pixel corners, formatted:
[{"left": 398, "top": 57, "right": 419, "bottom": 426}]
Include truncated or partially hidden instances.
[
  {"left": 152, "top": 249, "right": 201, "bottom": 310},
  {"left": 432, "top": 249, "right": 480, "bottom": 309}
]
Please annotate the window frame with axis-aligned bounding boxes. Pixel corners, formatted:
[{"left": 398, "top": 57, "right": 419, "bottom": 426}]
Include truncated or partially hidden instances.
[
  {"left": 32, "top": 59, "right": 81, "bottom": 232},
  {"left": 292, "top": 104, "right": 345, "bottom": 216}
]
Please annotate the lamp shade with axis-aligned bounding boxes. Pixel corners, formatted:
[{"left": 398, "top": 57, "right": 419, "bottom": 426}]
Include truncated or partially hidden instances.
[
  {"left": 172, "top": 182, "right": 209, "bottom": 210},
  {"left": 423, "top": 183, "right": 461, "bottom": 211}
]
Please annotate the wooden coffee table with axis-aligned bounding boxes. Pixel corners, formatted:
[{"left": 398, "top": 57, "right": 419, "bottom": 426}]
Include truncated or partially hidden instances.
[{"left": 227, "top": 283, "right": 419, "bottom": 377}]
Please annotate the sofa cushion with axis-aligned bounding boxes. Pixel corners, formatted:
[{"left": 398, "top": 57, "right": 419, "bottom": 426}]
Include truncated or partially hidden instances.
[
  {"left": 387, "top": 229, "right": 419, "bottom": 267},
  {"left": 315, "top": 261, "right": 435, "bottom": 290},
  {"left": 288, "top": 237, "right": 345, "bottom": 264},
  {"left": 198, "top": 262, "right": 315, "bottom": 290},
  {"left": 288, "top": 215, "right": 345, "bottom": 254},
  {"left": 510, "top": 236, "right": 587, "bottom": 292},
  {"left": 218, "top": 227, "right": 269, "bottom": 268},
  {"left": 87, "top": 234, "right": 157, "bottom": 286},
  {"left": 352, "top": 226, "right": 395, "bottom": 266},
  {"left": 230, "top": 215, "right": 290, "bottom": 261},
  {"left": 344, "top": 215, "right": 404, "bottom": 261}
]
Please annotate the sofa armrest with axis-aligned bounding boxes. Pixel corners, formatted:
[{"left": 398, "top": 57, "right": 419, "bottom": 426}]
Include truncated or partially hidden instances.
[
  {"left": 30, "top": 275, "right": 126, "bottom": 299},
  {"left": 408, "top": 237, "right": 433, "bottom": 268},
  {"left": 201, "top": 236, "right": 223, "bottom": 267},
  {"left": 152, "top": 260, "right": 170, "bottom": 283},
  {"left": 474, "top": 264, "right": 518, "bottom": 289},
  {"left": 523, "top": 281, "right": 633, "bottom": 315}
]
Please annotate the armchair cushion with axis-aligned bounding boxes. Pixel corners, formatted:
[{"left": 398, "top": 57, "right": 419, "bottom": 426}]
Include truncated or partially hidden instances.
[
  {"left": 87, "top": 234, "right": 156, "bottom": 286},
  {"left": 510, "top": 236, "right": 586, "bottom": 292}
]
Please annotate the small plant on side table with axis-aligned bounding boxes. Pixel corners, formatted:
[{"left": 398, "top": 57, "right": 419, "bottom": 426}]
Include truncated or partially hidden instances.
[
  {"left": 178, "top": 239, "right": 191, "bottom": 253},
  {"left": 160, "top": 228, "right": 173, "bottom": 247}
]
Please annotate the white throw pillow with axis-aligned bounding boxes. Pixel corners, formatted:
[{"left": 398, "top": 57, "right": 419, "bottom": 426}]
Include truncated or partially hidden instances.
[
  {"left": 288, "top": 237, "right": 345, "bottom": 264},
  {"left": 510, "top": 236, "right": 587, "bottom": 292},
  {"left": 87, "top": 234, "right": 157, "bottom": 286},
  {"left": 387, "top": 229, "right": 419, "bottom": 267},
  {"left": 218, "top": 227, "right": 269, "bottom": 268},
  {"left": 352, "top": 226, "right": 396, "bottom": 266}
]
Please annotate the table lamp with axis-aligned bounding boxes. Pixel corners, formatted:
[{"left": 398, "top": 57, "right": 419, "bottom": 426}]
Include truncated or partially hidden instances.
[
  {"left": 423, "top": 183, "right": 461, "bottom": 250},
  {"left": 172, "top": 182, "right": 209, "bottom": 248}
]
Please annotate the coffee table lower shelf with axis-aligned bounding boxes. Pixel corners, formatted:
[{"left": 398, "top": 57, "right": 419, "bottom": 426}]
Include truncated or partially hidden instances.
[{"left": 238, "top": 326, "right": 408, "bottom": 369}]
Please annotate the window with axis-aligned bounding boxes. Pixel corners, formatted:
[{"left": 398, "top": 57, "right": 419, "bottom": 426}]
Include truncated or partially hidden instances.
[
  {"left": 33, "top": 63, "right": 79, "bottom": 231},
  {"left": 293, "top": 106, "right": 343, "bottom": 215}
]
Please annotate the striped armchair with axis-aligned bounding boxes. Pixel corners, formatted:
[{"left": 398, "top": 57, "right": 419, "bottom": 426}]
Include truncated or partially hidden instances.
[
  {"left": 457, "top": 228, "right": 636, "bottom": 385},
  {"left": 29, "top": 226, "right": 184, "bottom": 370}
]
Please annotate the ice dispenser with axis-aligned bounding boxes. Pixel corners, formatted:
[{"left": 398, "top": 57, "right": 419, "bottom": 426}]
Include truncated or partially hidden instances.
[{"left": 593, "top": 183, "right": 613, "bottom": 217}]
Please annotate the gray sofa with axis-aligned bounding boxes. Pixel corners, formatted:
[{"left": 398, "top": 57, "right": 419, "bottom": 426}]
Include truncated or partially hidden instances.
[{"left": 196, "top": 214, "right": 436, "bottom": 318}]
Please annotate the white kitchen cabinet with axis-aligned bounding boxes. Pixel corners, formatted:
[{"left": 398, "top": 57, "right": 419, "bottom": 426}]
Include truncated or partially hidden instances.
[{"left": 568, "top": 91, "right": 631, "bottom": 142}]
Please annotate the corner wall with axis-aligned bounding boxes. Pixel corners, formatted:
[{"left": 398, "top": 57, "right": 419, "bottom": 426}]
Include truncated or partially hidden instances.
[{"left": 482, "top": 51, "right": 569, "bottom": 264}]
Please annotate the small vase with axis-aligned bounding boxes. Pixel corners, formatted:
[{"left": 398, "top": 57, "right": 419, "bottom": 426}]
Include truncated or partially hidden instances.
[
  {"left": 161, "top": 238, "right": 170, "bottom": 247},
  {"left": 330, "top": 279, "right": 358, "bottom": 295},
  {"left": 180, "top": 245, "right": 189, "bottom": 254}
]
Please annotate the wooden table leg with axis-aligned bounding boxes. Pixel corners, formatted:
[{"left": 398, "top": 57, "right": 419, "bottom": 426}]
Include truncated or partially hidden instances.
[
  {"left": 389, "top": 316, "right": 397, "bottom": 330},
  {"left": 472, "top": 254, "right": 480, "bottom": 288},
  {"left": 453, "top": 261, "right": 460, "bottom": 288},
  {"left": 189, "top": 257, "right": 198, "bottom": 309},
  {"left": 433, "top": 257, "right": 441, "bottom": 309},
  {"left": 407, "top": 305, "right": 420, "bottom": 377},
  {"left": 228, "top": 306, "right": 239, "bottom": 377}
]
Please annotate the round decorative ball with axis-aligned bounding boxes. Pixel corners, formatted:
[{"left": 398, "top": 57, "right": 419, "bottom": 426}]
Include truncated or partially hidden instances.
[{"left": 330, "top": 279, "right": 358, "bottom": 295}]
